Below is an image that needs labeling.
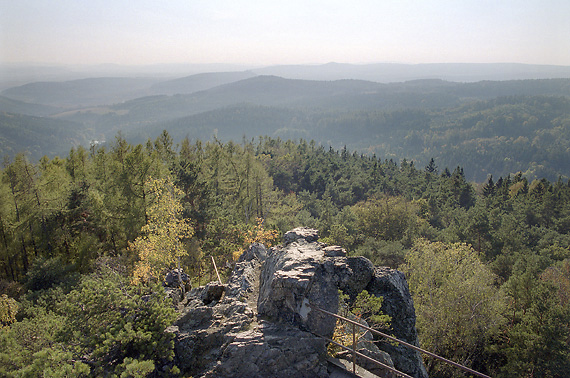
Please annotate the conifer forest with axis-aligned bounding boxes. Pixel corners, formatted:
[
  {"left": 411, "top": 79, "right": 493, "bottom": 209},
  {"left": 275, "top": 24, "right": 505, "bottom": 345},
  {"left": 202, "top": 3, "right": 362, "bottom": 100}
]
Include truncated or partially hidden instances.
[{"left": 1, "top": 130, "right": 570, "bottom": 377}]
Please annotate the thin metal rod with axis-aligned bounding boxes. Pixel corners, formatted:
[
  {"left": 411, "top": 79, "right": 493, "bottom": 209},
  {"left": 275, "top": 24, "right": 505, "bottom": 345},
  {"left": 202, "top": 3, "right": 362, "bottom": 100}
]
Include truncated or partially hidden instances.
[
  {"left": 352, "top": 322, "right": 356, "bottom": 375},
  {"left": 211, "top": 255, "right": 222, "bottom": 284},
  {"left": 308, "top": 303, "right": 491, "bottom": 378},
  {"left": 326, "top": 336, "right": 413, "bottom": 378}
]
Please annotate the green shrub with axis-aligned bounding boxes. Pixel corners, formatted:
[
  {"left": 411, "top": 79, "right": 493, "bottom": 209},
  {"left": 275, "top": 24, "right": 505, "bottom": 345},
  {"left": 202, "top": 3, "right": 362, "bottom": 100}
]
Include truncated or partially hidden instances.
[{"left": 60, "top": 268, "right": 178, "bottom": 376}]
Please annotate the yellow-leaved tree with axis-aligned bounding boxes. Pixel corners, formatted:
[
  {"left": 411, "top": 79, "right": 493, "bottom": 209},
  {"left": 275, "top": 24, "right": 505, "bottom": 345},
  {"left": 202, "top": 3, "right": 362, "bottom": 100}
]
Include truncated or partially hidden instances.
[
  {"left": 232, "top": 218, "right": 279, "bottom": 261},
  {"left": 130, "top": 177, "right": 193, "bottom": 286}
]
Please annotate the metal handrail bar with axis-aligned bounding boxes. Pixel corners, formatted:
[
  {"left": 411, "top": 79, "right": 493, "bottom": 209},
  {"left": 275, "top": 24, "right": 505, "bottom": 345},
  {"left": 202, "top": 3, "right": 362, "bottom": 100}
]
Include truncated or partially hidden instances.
[
  {"left": 326, "top": 335, "right": 413, "bottom": 378},
  {"left": 308, "top": 303, "right": 491, "bottom": 378}
]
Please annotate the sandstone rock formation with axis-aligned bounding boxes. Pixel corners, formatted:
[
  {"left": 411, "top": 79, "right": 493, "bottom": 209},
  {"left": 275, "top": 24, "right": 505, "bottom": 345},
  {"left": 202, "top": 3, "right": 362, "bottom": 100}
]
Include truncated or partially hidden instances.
[{"left": 170, "top": 228, "right": 428, "bottom": 378}]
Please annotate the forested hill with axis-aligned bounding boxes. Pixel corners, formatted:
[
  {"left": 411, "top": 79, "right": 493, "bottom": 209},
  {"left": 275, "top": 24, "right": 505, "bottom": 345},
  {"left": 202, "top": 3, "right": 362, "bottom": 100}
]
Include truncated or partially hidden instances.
[
  {"left": 1, "top": 136, "right": 570, "bottom": 376},
  {"left": 1, "top": 75, "right": 570, "bottom": 182},
  {"left": 0, "top": 96, "right": 59, "bottom": 116},
  {"left": 147, "top": 95, "right": 570, "bottom": 182},
  {"left": 0, "top": 112, "right": 86, "bottom": 158}
]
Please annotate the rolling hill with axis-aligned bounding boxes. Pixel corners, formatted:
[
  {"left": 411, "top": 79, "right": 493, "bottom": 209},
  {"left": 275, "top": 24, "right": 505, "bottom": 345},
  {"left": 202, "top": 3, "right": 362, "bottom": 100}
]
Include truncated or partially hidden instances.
[
  {"left": 0, "top": 96, "right": 59, "bottom": 117},
  {"left": 0, "top": 112, "right": 88, "bottom": 159},
  {"left": 1, "top": 72, "right": 570, "bottom": 183},
  {"left": 56, "top": 76, "right": 569, "bottom": 135},
  {"left": 1, "top": 77, "right": 161, "bottom": 108},
  {"left": 149, "top": 71, "right": 258, "bottom": 95},
  {"left": 254, "top": 62, "right": 570, "bottom": 82}
]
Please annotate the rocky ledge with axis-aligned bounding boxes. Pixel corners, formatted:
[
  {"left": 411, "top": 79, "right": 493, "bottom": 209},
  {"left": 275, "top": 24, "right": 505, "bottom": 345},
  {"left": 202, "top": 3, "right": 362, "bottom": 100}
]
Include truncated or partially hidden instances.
[{"left": 168, "top": 227, "right": 428, "bottom": 378}]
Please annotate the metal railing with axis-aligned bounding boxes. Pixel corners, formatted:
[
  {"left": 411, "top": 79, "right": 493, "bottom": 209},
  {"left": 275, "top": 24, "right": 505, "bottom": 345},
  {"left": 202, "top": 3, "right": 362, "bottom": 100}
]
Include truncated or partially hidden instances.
[{"left": 308, "top": 303, "right": 491, "bottom": 378}]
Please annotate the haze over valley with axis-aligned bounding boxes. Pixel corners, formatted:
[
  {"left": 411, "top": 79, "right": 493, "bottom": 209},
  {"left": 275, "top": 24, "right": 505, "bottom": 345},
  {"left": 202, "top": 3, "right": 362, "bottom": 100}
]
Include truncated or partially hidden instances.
[
  {"left": 3, "top": 2, "right": 570, "bottom": 377},
  {"left": 3, "top": 0, "right": 570, "bottom": 183},
  {"left": 1, "top": 63, "right": 570, "bottom": 182}
]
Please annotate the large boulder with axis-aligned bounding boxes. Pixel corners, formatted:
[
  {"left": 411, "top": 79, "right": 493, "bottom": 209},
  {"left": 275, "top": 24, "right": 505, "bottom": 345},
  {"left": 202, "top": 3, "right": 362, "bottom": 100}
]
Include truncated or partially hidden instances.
[
  {"left": 164, "top": 268, "right": 190, "bottom": 288},
  {"left": 202, "top": 322, "right": 329, "bottom": 378},
  {"left": 283, "top": 227, "right": 319, "bottom": 245},
  {"left": 238, "top": 242, "right": 268, "bottom": 262},
  {"left": 171, "top": 288, "right": 256, "bottom": 373},
  {"left": 342, "top": 256, "right": 375, "bottom": 300},
  {"left": 257, "top": 238, "right": 347, "bottom": 337},
  {"left": 367, "top": 267, "right": 429, "bottom": 378},
  {"left": 172, "top": 229, "right": 427, "bottom": 378}
]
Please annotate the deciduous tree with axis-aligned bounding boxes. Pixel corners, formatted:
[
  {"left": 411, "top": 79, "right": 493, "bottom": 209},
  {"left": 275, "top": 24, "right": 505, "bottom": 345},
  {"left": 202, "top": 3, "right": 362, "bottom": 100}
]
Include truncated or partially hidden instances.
[
  {"left": 130, "top": 177, "right": 193, "bottom": 285},
  {"left": 402, "top": 239, "right": 505, "bottom": 377}
]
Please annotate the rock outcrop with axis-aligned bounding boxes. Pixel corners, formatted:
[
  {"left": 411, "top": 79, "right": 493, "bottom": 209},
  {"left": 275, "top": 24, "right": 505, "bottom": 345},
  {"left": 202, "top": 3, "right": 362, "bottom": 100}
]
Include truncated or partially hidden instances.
[
  {"left": 171, "top": 228, "right": 428, "bottom": 378},
  {"left": 369, "top": 267, "right": 427, "bottom": 377}
]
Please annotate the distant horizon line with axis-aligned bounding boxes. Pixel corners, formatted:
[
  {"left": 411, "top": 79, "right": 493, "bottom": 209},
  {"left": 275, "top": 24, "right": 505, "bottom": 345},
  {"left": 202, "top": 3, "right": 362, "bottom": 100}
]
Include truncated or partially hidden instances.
[{"left": 3, "top": 61, "right": 570, "bottom": 68}]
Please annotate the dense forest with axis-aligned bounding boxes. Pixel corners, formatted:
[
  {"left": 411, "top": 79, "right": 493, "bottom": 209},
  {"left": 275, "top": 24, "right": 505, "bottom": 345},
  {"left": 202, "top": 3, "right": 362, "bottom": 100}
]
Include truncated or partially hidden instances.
[{"left": 1, "top": 133, "right": 570, "bottom": 377}]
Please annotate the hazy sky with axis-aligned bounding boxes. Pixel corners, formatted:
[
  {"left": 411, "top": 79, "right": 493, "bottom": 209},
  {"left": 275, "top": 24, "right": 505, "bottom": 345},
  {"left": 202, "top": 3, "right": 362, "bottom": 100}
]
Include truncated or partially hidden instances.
[{"left": 2, "top": 0, "right": 570, "bottom": 66}]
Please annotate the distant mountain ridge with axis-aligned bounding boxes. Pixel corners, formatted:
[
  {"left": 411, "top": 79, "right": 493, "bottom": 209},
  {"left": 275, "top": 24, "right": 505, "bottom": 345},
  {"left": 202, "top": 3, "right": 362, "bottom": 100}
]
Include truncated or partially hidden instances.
[
  {"left": 253, "top": 62, "right": 570, "bottom": 82},
  {"left": 0, "top": 96, "right": 59, "bottom": 116},
  {"left": 100, "top": 76, "right": 570, "bottom": 127},
  {"left": 1, "top": 68, "right": 570, "bottom": 182},
  {"left": 1, "top": 77, "right": 161, "bottom": 108},
  {"left": 149, "top": 71, "right": 258, "bottom": 95},
  {"left": 2, "top": 62, "right": 569, "bottom": 109},
  {"left": 0, "top": 71, "right": 259, "bottom": 109}
]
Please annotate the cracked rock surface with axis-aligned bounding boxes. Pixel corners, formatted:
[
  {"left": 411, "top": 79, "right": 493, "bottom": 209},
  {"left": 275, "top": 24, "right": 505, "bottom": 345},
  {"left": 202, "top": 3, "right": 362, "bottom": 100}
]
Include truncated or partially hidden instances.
[{"left": 171, "top": 228, "right": 427, "bottom": 378}]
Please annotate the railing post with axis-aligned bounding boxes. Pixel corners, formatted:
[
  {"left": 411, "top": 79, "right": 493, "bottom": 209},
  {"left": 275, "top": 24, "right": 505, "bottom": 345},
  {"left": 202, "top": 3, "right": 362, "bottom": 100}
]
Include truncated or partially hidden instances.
[
  {"left": 352, "top": 321, "right": 356, "bottom": 375},
  {"left": 307, "top": 302, "right": 491, "bottom": 378},
  {"left": 211, "top": 255, "right": 222, "bottom": 284}
]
